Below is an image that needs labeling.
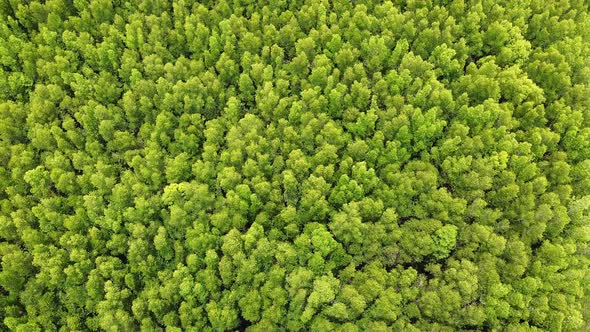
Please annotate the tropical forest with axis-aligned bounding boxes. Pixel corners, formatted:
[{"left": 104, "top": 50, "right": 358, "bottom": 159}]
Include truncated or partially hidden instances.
[{"left": 1, "top": 0, "right": 589, "bottom": 331}]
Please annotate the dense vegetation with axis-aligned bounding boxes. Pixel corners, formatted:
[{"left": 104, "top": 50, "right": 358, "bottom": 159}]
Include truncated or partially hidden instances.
[{"left": 1, "top": 0, "right": 590, "bottom": 330}]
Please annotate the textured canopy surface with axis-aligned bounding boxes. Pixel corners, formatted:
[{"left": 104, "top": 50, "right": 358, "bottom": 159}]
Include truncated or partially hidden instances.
[{"left": 1, "top": 0, "right": 589, "bottom": 331}]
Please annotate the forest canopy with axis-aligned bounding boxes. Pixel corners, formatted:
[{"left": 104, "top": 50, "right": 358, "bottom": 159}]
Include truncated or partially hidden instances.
[{"left": 1, "top": 0, "right": 590, "bottom": 331}]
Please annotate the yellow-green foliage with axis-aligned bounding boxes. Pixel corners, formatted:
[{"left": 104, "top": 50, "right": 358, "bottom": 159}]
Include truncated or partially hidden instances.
[{"left": 1, "top": 0, "right": 589, "bottom": 331}]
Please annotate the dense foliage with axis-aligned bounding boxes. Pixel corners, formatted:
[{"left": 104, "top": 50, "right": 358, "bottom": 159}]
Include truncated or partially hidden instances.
[{"left": 1, "top": 0, "right": 590, "bottom": 330}]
